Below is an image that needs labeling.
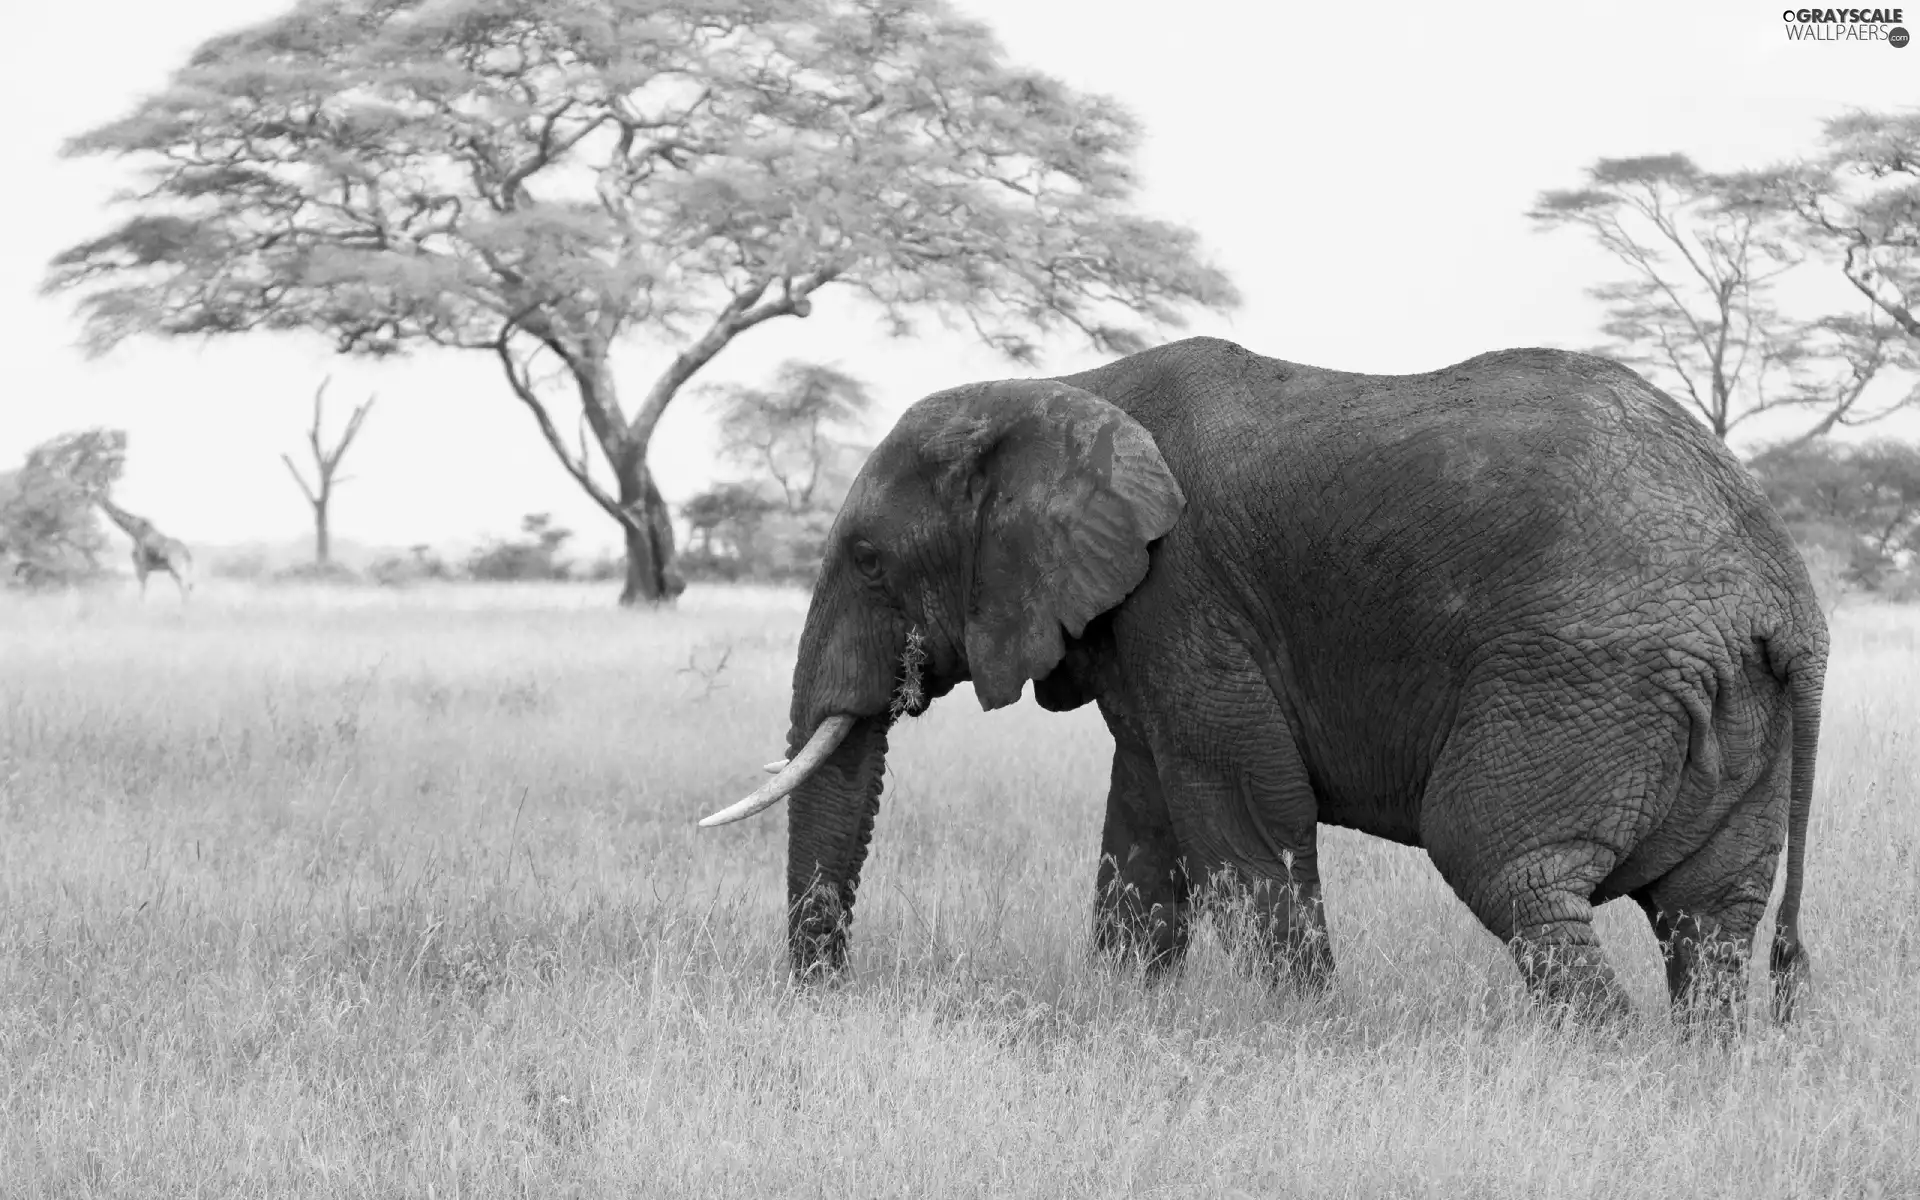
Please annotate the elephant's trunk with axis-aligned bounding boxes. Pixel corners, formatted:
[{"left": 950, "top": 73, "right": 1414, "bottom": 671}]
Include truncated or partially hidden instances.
[
  {"left": 784, "top": 714, "right": 891, "bottom": 975},
  {"left": 731, "top": 559, "right": 905, "bottom": 975}
]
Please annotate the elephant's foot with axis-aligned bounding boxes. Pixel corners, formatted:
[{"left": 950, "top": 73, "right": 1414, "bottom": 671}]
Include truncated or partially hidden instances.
[
  {"left": 1201, "top": 870, "right": 1336, "bottom": 998},
  {"left": 1509, "top": 937, "right": 1631, "bottom": 1024},
  {"left": 1633, "top": 790, "right": 1798, "bottom": 1033},
  {"left": 1091, "top": 838, "right": 1193, "bottom": 979},
  {"left": 1242, "top": 925, "right": 1336, "bottom": 998},
  {"left": 1672, "top": 940, "right": 1752, "bottom": 1037},
  {"left": 1642, "top": 906, "right": 1761, "bottom": 1038},
  {"left": 1245, "top": 911, "right": 1336, "bottom": 999},
  {"left": 1091, "top": 894, "right": 1191, "bottom": 978}
]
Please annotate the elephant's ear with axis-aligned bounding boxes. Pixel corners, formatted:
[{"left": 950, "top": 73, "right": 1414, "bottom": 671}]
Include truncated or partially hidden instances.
[{"left": 921, "top": 381, "right": 1184, "bottom": 711}]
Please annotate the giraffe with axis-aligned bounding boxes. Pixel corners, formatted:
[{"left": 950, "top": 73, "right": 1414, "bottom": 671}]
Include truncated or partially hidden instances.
[{"left": 91, "top": 492, "right": 194, "bottom": 599}]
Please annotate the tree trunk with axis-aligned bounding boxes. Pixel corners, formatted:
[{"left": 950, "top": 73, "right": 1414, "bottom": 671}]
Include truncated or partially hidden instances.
[
  {"left": 313, "top": 499, "right": 331, "bottom": 567},
  {"left": 612, "top": 448, "right": 684, "bottom": 607}
]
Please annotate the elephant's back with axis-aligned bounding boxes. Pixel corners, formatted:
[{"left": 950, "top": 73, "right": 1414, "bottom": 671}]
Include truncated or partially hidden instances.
[{"left": 1072, "top": 337, "right": 1817, "bottom": 638}]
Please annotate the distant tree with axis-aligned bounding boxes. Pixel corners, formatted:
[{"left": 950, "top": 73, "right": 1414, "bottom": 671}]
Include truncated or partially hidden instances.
[
  {"left": 1761, "top": 110, "right": 1920, "bottom": 352},
  {"left": 1530, "top": 155, "right": 1913, "bottom": 445},
  {"left": 1, "top": 469, "right": 102, "bottom": 588},
  {"left": 574, "top": 552, "right": 627, "bottom": 583},
  {"left": 466, "top": 512, "right": 575, "bottom": 581},
  {"left": 0, "top": 430, "right": 126, "bottom": 587},
  {"left": 43, "top": 0, "right": 1240, "bottom": 607},
  {"left": 281, "top": 376, "right": 376, "bottom": 567},
  {"left": 26, "top": 428, "right": 127, "bottom": 496},
  {"left": 408, "top": 543, "right": 449, "bottom": 579},
  {"left": 681, "top": 482, "right": 780, "bottom": 575},
  {"left": 367, "top": 541, "right": 451, "bottom": 588},
  {"left": 1747, "top": 437, "right": 1920, "bottom": 587},
  {"left": 755, "top": 506, "right": 840, "bottom": 583},
  {"left": 712, "top": 361, "right": 874, "bottom": 514}
]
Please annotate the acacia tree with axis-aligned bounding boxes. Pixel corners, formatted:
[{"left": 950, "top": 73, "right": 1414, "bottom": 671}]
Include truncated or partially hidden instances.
[
  {"left": 282, "top": 376, "right": 376, "bottom": 566},
  {"left": 0, "top": 429, "right": 126, "bottom": 586},
  {"left": 1764, "top": 110, "right": 1920, "bottom": 345},
  {"left": 682, "top": 481, "right": 778, "bottom": 564},
  {"left": 467, "top": 511, "right": 575, "bottom": 580},
  {"left": 44, "top": 0, "right": 1239, "bottom": 606},
  {"left": 1530, "top": 154, "right": 1912, "bottom": 446},
  {"left": 712, "top": 360, "right": 871, "bottom": 514},
  {"left": 1747, "top": 437, "right": 1920, "bottom": 587}
]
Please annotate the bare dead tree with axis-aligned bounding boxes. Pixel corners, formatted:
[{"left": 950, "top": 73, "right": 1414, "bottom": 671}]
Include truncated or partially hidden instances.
[{"left": 281, "top": 377, "right": 375, "bottom": 567}]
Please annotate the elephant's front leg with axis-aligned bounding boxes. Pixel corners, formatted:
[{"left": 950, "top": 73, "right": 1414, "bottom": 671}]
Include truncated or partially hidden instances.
[
  {"left": 1204, "top": 854, "right": 1336, "bottom": 996},
  {"left": 1092, "top": 737, "right": 1193, "bottom": 976},
  {"left": 1141, "top": 647, "right": 1336, "bottom": 997},
  {"left": 1155, "top": 751, "right": 1336, "bottom": 997}
]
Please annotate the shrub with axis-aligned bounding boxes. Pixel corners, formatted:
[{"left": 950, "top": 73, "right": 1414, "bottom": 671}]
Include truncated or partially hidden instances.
[
  {"left": 465, "top": 514, "right": 573, "bottom": 582},
  {"left": 272, "top": 560, "right": 361, "bottom": 585}
]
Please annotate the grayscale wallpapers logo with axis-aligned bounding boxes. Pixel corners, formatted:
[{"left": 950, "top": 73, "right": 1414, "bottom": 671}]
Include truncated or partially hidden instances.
[{"left": 1781, "top": 7, "right": 1910, "bottom": 43}]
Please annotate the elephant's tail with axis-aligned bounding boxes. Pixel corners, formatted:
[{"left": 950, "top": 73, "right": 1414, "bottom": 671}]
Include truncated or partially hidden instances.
[{"left": 1768, "top": 635, "right": 1825, "bottom": 1024}]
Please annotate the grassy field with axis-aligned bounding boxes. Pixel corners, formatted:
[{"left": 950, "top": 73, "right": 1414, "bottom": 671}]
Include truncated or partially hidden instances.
[{"left": 1, "top": 580, "right": 1915, "bottom": 1199}]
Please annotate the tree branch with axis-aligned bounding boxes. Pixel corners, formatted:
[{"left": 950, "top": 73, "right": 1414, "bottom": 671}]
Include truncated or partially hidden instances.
[
  {"left": 324, "top": 394, "right": 376, "bottom": 474},
  {"left": 498, "top": 103, "right": 607, "bottom": 208},
  {"left": 492, "top": 322, "right": 637, "bottom": 534},
  {"left": 627, "top": 271, "right": 837, "bottom": 450},
  {"left": 281, "top": 452, "right": 319, "bottom": 507}
]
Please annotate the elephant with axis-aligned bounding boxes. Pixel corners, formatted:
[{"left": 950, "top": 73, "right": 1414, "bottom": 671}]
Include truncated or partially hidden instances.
[{"left": 700, "top": 336, "right": 1828, "bottom": 1026}]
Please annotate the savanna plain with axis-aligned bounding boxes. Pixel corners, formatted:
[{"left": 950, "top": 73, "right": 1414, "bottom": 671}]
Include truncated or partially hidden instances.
[{"left": 1, "top": 582, "right": 1915, "bottom": 1199}]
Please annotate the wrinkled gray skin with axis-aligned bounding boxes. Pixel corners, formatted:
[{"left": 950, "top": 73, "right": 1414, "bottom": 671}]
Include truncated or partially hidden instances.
[{"left": 765, "top": 336, "right": 1827, "bottom": 1025}]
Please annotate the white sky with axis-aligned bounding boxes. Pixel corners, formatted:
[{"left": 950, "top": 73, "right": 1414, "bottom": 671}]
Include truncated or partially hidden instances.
[{"left": 4, "top": 0, "right": 1918, "bottom": 555}]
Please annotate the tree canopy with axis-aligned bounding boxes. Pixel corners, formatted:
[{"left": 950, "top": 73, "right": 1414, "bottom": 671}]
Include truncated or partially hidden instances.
[
  {"left": 1748, "top": 436, "right": 1920, "bottom": 588},
  {"left": 1530, "top": 154, "right": 1916, "bottom": 446},
  {"left": 44, "top": 0, "right": 1240, "bottom": 604},
  {"left": 682, "top": 480, "right": 780, "bottom": 572},
  {"left": 711, "top": 359, "right": 872, "bottom": 514},
  {"left": 1760, "top": 110, "right": 1920, "bottom": 347},
  {"left": 1, "top": 429, "right": 126, "bottom": 587},
  {"left": 680, "top": 358, "right": 872, "bottom": 581}
]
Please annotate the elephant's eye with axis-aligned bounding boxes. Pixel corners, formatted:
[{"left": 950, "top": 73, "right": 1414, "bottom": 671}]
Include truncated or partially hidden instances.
[{"left": 850, "top": 540, "right": 885, "bottom": 581}]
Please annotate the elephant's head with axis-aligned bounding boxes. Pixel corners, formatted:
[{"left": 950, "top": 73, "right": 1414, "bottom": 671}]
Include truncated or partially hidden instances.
[{"left": 699, "top": 377, "right": 1185, "bottom": 976}]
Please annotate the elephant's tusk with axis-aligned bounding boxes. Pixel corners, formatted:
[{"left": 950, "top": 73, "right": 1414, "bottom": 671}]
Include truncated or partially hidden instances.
[
  {"left": 699, "top": 715, "right": 857, "bottom": 828},
  {"left": 762, "top": 758, "right": 789, "bottom": 774}
]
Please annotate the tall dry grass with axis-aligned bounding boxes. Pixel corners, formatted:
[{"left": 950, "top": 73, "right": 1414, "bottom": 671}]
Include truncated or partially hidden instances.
[{"left": 1, "top": 581, "right": 1914, "bottom": 1198}]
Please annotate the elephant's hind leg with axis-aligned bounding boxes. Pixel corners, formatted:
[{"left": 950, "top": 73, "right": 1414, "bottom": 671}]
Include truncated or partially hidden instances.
[
  {"left": 1093, "top": 736, "right": 1193, "bottom": 976},
  {"left": 1633, "top": 715, "right": 1795, "bottom": 1033},
  {"left": 1420, "top": 680, "right": 1671, "bottom": 1023},
  {"left": 1632, "top": 895, "right": 1755, "bottom": 1035}
]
